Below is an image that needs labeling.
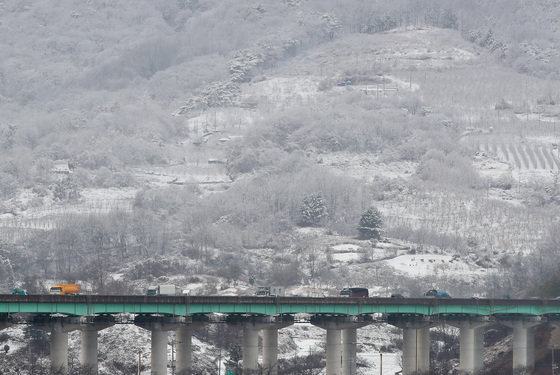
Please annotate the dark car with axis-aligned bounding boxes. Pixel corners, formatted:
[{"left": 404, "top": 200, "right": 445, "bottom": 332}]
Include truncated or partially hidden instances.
[
  {"left": 390, "top": 293, "right": 405, "bottom": 298},
  {"left": 424, "top": 289, "right": 438, "bottom": 297},
  {"left": 424, "top": 289, "right": 451, "bottom": 298}
]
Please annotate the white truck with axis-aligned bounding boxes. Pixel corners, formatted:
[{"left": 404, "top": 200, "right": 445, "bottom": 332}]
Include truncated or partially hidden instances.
[{"left": 146, "top": 284, "right": 182, "bottom": 296}]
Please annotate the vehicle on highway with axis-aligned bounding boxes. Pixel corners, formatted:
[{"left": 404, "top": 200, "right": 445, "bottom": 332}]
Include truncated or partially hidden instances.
[
  {"left": 340, "top": 287, "right": 369, "bottom": 298},
  {"left": 255, "top": 286, "right": 285, "bottom": 297},
  {"left": 424, "top": 289, "right": 451, "bottom": 298},
  {"left": 49, "top": 284, "right": 79, "bottom": 295},
  {"left": 12, "top": 288, "right": 28, "bottom": 295},
  {"left": 146, "top": 285, "right": 182, "bottom": 296}
]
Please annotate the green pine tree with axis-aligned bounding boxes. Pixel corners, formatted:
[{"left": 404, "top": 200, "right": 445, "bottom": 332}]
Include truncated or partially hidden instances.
[
  {"left": 358, "top": 207, "right": 383, "bottom": 239},
  {"left": 298, "top": 192, "right": 327, "bottom": 227}
]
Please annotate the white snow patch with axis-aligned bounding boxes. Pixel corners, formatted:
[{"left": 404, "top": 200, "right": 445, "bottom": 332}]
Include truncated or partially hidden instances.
[
  {"left": 330, "top": 244, "right": 365, "bottom": 263},
  {"left": 332, "top": 244, "right": 361, "bottom": 252},
  {"left": 320, "top": 152, "right": 416, "bottom": 181},
  {"left": 289, "top": 285, "right": 329, "bottom": 297},
  {"left": 384, "top": 254, "right": 486, "bottom": 280},
  {"left": 245, "top": 77, "right": 320, "bottom": 110},
  {"left": 294, "top": 227, "right": 328, "bottom": 236},
  {"left": 515, "top": 112, "right": 560, "bottom": 122},
  {"left": 331, "top": 252, "right": 363, "bottom": 262}
]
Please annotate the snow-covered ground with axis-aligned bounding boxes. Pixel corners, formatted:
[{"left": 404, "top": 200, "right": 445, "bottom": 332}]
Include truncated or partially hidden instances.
[
  {"left": 383, "top": 254, "right": 486, "bottom": 281},
  {"left": 280, "top": 322, "right": 402, "bottom": 375},
  {"left": 320, "top": 152, "right": 416, "bottom": 182}
]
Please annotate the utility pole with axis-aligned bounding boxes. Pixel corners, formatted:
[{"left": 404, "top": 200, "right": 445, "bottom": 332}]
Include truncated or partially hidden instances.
[
  {"left": 553, "top": 346, "right": 555, "bottom": 375},
  {"left": 415, "top": 330, "right": 418, "bottom": 374},
  {"left": 171, "top": 338, "right": 175, "bottom": 375},
  {"left": 137, "top": 351, "right": 141, "bottom": 375}
]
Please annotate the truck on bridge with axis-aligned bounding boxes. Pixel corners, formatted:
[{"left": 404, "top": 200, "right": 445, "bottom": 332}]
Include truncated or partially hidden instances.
[
  {"left": 12, "top": 288, "right": 27, "bottom": 295},
  {"left": 340, "top": 287, "right": 369, "bottom": 297},
  {"left": 424, "top": 289, "right": 451, "bottom": 298},
  {"left": 49, "top": 284, "right": 79, "bottom": 295},
  {"left": 146, "top": 284, "right": 182, "bottom": 296},
  {"left": 255, "top": 286, "right": 285, "bottom": 297}
]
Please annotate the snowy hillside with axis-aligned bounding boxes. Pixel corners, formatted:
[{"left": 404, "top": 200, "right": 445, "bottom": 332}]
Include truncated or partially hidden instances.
[{"left": 1, "top": 0, "right": 560, "bottom": 373}]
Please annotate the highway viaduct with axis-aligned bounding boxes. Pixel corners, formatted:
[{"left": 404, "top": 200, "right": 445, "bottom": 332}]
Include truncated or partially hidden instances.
[{"left": 1, "top": 294, "right": 559, "bottom": 374}]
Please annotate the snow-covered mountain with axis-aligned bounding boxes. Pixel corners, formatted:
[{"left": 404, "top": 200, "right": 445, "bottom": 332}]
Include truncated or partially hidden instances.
[{"left": 2, "top": 0, "right": 560, "bottom": 373}]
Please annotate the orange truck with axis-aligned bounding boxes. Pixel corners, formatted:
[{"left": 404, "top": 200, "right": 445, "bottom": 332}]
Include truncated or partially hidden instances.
[{"left": 49, "top": 284, "right": 79, "bottom": 295}]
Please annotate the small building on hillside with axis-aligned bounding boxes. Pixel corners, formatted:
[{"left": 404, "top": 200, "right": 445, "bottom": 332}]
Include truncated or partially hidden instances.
[{"left": 51, "top": 160, "right": 72, "bottom": 175}]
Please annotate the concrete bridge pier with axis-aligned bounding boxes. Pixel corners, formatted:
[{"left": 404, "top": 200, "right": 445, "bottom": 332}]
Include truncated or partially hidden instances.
[
  {"left": 175, "top": 325, "right": 193, "bottom": 375},
  {"left": 311, "top": 316, "right": 372, "bottom": 375},
  {"left": 136, "top": 316, "right": 192, "bottom": 375},
  {"left": 342, "top": 328, "right": 359, "bottom": 375},
  {"left": 79, "top": 317, "right": 114, "bottom": 374},
  {"left": 228, "top": 315, "right": 294, "bottom": 375},
  {"left": 151, "top": 328, "right": 168, "bottom": 375},
  {"left": 262, "top": 328, "right": 278, "bottom": 374},
  {"left": 176, "top": 316, "right": 209, "bottom": 375},
  {"left": 35, "top": 317, "right": 81, "bottom": 374},
  {"left": 390, "top": 319, "right": 435, "bottom": 375},
  {"left": 52, "top": 327, "right": 70, "bottom": 374},
  {"left": 502, "top": 318, "right": 541, "bottom": 371},
  {"left": 449, "top": 319, "right": 488, "bottom": 374},
  {"left": 243, "top": 323, "right": 259, "bottom": 373},
  {"left": 403, "top": 325, "right": 430, "bottom": 374},
  {"left": 262, "top": 317, "right": 293, "bottom": 375}
]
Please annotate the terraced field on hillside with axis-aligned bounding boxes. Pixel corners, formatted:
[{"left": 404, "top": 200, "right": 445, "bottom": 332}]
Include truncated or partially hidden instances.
[{"left": 480, "top": 143, "right": 560, "bottom": 170}]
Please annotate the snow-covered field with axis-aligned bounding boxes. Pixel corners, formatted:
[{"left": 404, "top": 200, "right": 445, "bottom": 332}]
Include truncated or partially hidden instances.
[{"left": 384, "top": 254, "right": 486, "bottom": 281}]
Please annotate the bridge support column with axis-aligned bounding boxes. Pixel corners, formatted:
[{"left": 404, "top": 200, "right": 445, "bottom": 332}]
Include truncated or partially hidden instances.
[
  {"left": 262, "top": 328, "right": 278, "bottom": 375},
  {"left": 458, "top": 322, "right": 486, "bottom": 374},
  {"left": 137, "top": 316, "right": 203, "bottom": 375},
  {"left": 52, "top": 328, "right": 69, "bottom": 374},
  {"left": 311, "top": 316, "right": 372, "bottom": 375},
  {"left": 243, "top": 324, "right": 259, "bottom": 373},
  {"left": 389, "top": 319, "right": 435, "bottom": 375},
  {"left": 151, "top": 329, "right": 168, "bottom": 375},
  {"left": 326, "top": 328, "right": 342, "bottom": 375},
  {"left": 228, "top": 315, "right": 294, "bottom": 375},
  {"left": 261, "top": 318, "right": 293, "bottom": 375},
  {"left": 176, "top": 316, "right": 208, "bottom": 375},
  {"left": 342, "top": 328, "right": 357, "bottom": 375},
  {"left": 79, "top": 318, "right": 114, "bottom": 374},
  {"left": 448, "top": 319, "right": 488, "bottom": 374},
  {"left": 502, "top": 319, "right": 541, "bottom": 371},
  {"left": 35, "top": 317, "right": 81, "bottom": 374},
  {"left": 402, "top": 326, "right": 430, "bottom": 374},
  {"left": 80, "top": 329, "right": 97, "bottom": 371},
  {"left": 176, "top": 326, "right": 193, "bottom": 375}
]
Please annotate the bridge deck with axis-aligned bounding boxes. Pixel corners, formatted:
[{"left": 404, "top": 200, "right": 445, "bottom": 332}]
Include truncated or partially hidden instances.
[{"left": 0, "top": 295, "right": 558, "bottom": 317}]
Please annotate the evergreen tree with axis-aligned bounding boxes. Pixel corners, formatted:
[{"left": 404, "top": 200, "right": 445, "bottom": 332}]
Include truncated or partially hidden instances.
[
  {"left": 53, "top": 176, "right": 80, "bottom": 201},
  {"left": 298, "top": 192, "right": 327, "bottom": 227},
  {"left": 358, "top": 207, "right": 383, "bottom": 240}
]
